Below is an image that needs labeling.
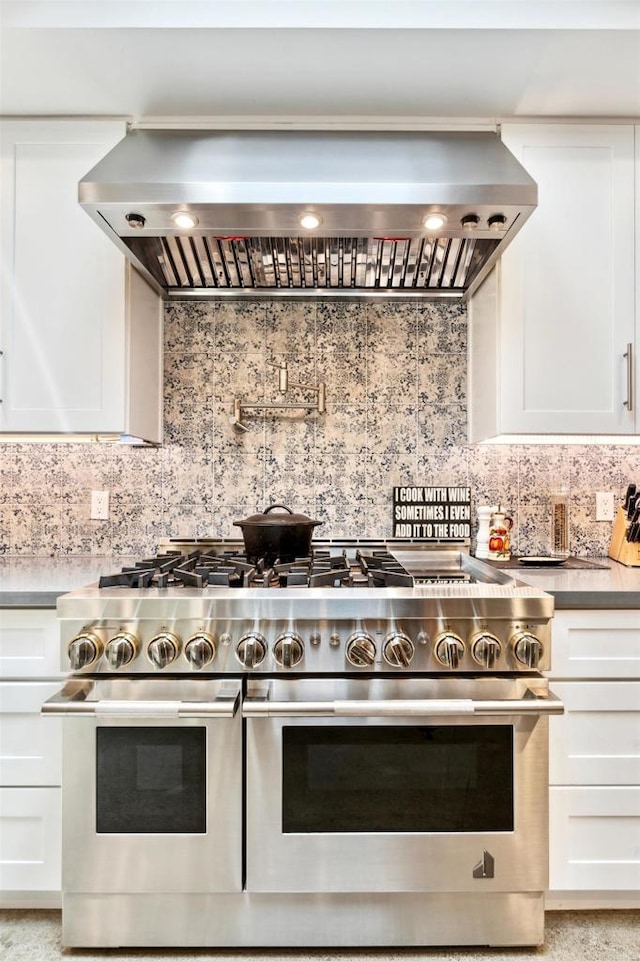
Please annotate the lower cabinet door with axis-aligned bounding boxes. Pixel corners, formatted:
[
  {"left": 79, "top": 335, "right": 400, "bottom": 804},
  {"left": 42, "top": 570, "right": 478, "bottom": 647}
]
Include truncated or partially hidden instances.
[
  {"left": 0, "top": 787, "right": 61, "bottom": 892},
  {"left": 549, "top": 681, "right": 640, "bottom": 785},
  {"left": 549, "top": 786, "right": 640, "bottom": 891},
  {"left": 0, "top": 682, "right": 62, "bottom": 785},
  {"left": 0, "top": 609, "right": 60, "bottom": 678}
]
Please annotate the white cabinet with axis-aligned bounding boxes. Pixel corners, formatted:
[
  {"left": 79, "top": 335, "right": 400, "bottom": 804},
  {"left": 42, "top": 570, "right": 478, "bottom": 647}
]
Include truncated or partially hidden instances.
[
  {"left": 0, "top": 682, "right": 62, "bottom": 786},
  {"left": 550, "top": 681, "right": 640, "bottom": 785},
  {"left": 550, "top": 787, "right": 640, "bottom": 893},
  {"left": 0, "top": 608, "right": 62, "bottom": 678},
  {"left": 0, "top": 608, "right": 62, "bottom": 906},
  {"left": 0, "top": 788, "right": 61, "bottom": 896},
  {"left": 0, "top": 120, "right": 163, "bottom": 442},
  {"left": 547, "top": 609, "right": 640, "bottom": 907},
  {"left": 469, "top": 123, "right": 636, "bottom": 440}
]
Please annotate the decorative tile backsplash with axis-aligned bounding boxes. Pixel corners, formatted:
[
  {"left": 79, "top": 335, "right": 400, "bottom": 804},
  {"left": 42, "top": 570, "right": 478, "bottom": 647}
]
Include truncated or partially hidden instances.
[{"left": 1, "top": 298, "right": 639, "bottom": 557}]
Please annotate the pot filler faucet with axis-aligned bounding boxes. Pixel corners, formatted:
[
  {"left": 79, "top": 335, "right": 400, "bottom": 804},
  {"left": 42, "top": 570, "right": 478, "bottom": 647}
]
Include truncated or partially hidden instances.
[{"left": 230, "top": 359, "right": 326, "bottom": 432}]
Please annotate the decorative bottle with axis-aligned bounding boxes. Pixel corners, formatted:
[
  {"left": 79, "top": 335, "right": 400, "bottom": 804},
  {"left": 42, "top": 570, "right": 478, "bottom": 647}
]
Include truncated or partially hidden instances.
[
  {"left": 551, "top": 489, "right": 570, "bottom": 557},
  {"left": 475, "top": 505, "right": 497, "bottom": 559}
]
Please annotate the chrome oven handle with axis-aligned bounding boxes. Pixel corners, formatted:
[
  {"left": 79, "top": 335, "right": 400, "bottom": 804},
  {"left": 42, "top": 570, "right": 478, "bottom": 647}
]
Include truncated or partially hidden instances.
[
  {"left": 41, "top": 693, "right": 240, "bottom": 719},
  {"left": 242, "top": 691, "right": 564, "bottom": 718}
]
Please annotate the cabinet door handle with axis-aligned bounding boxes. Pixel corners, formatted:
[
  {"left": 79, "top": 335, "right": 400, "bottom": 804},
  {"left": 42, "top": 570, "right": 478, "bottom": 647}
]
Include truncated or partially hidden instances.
[{"left": 623, "top": 343, "right": 633, "bottom": 412}]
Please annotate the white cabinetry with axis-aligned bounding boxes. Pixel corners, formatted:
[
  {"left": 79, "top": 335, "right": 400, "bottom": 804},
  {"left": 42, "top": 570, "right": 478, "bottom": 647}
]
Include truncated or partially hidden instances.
[
  {"left": 0, "top": 609, "right": 62, "bottom": 906},
  {"left": 0, "top": 120, "right": 162, "bottom": 442},
  {"left": 547, "top": 609, "right": 640, "bottom": 908},
  {"left": 469, "top": 124, "right": 636, "bottom": 440}
]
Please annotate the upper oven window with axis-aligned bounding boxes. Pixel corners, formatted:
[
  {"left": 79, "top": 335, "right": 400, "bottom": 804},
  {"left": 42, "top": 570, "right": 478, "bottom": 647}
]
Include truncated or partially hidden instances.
[
  {"left": 282, "top": 725, "right": 513, "bottom": 834},
  {"left": 96, "top": 727, "right": 207, "bottom": 834}
]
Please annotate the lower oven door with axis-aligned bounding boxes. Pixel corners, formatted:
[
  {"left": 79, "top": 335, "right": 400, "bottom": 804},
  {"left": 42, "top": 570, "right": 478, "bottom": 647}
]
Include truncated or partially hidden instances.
[
  {"left": 43, "top": 677, "right": 242, "bottom": 894},
  {"left": 244, "top": 676, "right": 563, "bottom": 894}
]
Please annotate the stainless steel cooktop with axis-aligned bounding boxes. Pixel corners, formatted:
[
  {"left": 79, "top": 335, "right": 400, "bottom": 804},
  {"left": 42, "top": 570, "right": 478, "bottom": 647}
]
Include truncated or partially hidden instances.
[{"left": 58, "top": 540, "right": 554, "bottom": 677}]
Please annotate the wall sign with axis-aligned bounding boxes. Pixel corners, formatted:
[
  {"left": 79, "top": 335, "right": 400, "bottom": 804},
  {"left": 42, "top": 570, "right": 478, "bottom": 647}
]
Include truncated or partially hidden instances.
[{"left": 392, "top": 486, "right": 471, "bottom": 540}]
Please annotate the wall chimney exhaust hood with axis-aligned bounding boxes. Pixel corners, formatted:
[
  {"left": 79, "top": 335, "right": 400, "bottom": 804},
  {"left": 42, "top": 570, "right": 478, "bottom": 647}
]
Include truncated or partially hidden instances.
[{"left": 79, "top": 129, "right": 537, "bottom": 300}]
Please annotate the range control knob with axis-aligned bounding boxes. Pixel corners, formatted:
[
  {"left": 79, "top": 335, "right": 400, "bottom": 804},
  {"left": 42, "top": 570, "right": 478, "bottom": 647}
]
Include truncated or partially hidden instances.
[
  {"left": 434, "top": 631, "right": 465, "bottom": 669},
  {"left": 273, "top": 632, "right": 304, "bottom": 668},
  {"left": 383, "top": 632, "right": 415, "bottom": 668},
  {"left": 512, "top": 630, "right": 543, "bottom": 669},
  {"left": 68, "top": 631, "right": 103, "bottom": 670},
  {"left": 236, "top": 632, "right": 267, "bottom": 669},
  {"left": 185, "top": 632, "right": 217, "bottom": 670},
  {"left": 345, "top": 632, "right": 376, "bottom": 667},
  {"left": 147, "top": 632, "right": 181, "bottom": 670},
  {"left": 104, "top": 632, "right": 139, "bottom": 670},
  {"left": 471, "top": 631, "right": 502, "bottom": 669}
]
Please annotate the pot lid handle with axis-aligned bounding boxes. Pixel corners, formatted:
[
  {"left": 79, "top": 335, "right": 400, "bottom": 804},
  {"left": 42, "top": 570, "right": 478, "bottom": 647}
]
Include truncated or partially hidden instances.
[{"left": 263, "top": 504, "right": 293, "bottom": 515}]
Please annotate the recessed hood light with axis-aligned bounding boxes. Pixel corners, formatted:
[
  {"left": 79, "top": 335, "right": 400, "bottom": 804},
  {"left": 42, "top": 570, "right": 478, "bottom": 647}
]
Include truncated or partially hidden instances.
[
  {"left": 423, "top": 213, "right": 447, "bottom": 231},
  {"left": 299, "top": 212, "right": 322, "bottom": 230},
  {"left": 171, "top": 211, "right": 199, "bottom": 229}
]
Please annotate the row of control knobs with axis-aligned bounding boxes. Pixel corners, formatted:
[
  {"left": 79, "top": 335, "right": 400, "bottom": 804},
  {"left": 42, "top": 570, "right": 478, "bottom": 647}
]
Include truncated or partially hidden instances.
[{"left": 68, "top": 627, "right": 543, "bottom": 671}]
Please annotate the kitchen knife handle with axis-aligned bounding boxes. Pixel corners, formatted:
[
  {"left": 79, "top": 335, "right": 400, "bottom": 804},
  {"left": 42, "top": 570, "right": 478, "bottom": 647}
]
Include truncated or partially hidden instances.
[
  {"left": 623, "top": 483, "right": 637, "bottom": 510},
  {"left": 623, "top": 343, "right": 633, "bottom": 412}
]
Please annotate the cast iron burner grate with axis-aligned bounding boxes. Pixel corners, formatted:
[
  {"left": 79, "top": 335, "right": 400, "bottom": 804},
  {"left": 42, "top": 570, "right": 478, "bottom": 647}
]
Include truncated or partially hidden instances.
[{"left": 98, "top": 548, "right": 415, "bottom": 590}]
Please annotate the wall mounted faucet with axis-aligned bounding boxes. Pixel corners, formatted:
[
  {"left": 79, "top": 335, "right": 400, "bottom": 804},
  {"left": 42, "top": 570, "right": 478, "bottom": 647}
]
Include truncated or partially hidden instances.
[{"left": 230, "top": 359, "right": 327, "bottom": 433}]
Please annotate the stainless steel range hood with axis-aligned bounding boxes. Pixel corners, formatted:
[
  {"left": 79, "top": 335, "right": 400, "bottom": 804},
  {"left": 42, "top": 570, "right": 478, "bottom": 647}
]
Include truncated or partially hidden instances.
[{"left": 79, "top": 129, "right": 537, "bottom": 300}]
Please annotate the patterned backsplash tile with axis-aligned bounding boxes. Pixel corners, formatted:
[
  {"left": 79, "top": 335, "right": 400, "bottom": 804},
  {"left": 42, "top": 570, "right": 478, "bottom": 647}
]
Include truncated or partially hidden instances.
[{"left": 0, "top": 299, "right": 637, "bottom": 557}]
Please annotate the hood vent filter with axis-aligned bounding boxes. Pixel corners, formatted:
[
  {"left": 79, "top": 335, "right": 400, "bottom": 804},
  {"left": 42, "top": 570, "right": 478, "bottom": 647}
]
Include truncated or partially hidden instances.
[{"left": 124, "top": 235, "right": 499, "bottom": 294}]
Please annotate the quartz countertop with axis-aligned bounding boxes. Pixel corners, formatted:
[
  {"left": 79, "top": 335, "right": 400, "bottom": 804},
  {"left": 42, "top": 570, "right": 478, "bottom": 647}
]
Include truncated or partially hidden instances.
[
  {"left": 0, "top": 557, "right": 135, "bottom": 608},
  {"left": 505, "top": 556, "right": 640, "bottom": 609},
  {"left": 1, "top": 554, "right": 640, "bottom": 610}
]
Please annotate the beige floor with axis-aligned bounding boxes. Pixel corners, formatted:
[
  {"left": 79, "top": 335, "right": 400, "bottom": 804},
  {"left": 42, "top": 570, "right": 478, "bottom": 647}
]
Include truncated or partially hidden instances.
[{"left": 0, "top": 910, "right": 639, "bottom": 961}]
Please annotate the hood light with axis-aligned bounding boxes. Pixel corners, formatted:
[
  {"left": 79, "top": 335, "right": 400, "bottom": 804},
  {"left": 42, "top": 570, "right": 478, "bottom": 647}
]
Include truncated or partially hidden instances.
[
  {"left": 299, "top": 212, "right": 322, "bottom": 230},
  {"left": 171, "top": 211, "right": 199, "bottom": 229},
  {"left": 461, "top": 214, "right": 480, "bottom": 230},
  {"left": 423, "top": 213, "right": 447, "bottom": 231}
]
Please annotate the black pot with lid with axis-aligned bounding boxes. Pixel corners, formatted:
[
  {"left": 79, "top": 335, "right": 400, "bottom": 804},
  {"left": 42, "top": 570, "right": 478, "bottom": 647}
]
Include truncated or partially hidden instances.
[{"left": 233, "top": 504, "right": 323, "bottom": 564}]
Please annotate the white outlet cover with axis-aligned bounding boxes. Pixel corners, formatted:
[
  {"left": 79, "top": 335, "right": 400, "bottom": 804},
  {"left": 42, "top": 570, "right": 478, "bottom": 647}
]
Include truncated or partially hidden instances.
[
  {"left": 90, "top": 490, "right": 110, "bottom": 520},
  {"left": 595, "top": 491, "right": 615, "bottom": 522}
]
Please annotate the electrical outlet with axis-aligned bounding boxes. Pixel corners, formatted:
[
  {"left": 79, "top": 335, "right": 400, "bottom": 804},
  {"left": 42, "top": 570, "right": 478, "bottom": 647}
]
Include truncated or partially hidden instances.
[
  {"left": 90, "top": 490, "right": 110, "bottom": 520},
  {"left": 595, "top": 491, "right": 615, "bottom": 522}
]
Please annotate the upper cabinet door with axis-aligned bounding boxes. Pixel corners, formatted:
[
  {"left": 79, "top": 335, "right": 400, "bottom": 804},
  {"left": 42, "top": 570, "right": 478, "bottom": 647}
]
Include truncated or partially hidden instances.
[
  {"left": 497, "top": 124, "right": 635, "bottom": 435},
  {"left": 0, "top": 120, "right": 127, "bottom": 432}
]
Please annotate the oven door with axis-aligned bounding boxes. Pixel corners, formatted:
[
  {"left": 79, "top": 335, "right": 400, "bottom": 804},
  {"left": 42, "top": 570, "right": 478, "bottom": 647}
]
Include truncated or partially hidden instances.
[
  {"left": 43, "top": 677, "right": 242, "bottom": 894},
  {"left": 244, "top": 676, "right": 563, "bottom": 894}
]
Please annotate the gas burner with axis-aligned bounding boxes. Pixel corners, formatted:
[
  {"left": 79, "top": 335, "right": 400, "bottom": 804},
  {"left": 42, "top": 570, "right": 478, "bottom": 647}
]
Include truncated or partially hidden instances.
[{"left": 98, "top": 546, "right": 415, "bottom": 590}]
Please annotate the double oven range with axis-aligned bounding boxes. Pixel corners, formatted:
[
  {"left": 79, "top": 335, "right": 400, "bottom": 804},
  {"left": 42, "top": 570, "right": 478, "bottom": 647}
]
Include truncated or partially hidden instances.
[{"left": 44, "top": 539, "right": 562, "bottom": 948}]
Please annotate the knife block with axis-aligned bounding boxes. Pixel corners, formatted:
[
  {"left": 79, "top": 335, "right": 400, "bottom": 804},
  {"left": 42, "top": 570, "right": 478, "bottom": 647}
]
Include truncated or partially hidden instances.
[{"left": 608, "top": 507, "right": 640, "bottom": 566}]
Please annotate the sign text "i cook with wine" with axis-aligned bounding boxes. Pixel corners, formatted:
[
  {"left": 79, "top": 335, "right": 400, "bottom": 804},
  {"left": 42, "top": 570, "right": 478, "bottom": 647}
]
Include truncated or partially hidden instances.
[{"left": 393, "top": 486, "right": 471, "bottom": 539}]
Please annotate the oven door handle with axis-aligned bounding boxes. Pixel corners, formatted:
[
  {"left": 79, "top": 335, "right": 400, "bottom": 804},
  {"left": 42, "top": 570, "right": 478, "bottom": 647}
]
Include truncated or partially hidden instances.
[
  {"left": 242, "top": 691, "right": 564, "bottom": 718},
  {"left": 42, "top": 692, "right": 241, "bottom": 719}
]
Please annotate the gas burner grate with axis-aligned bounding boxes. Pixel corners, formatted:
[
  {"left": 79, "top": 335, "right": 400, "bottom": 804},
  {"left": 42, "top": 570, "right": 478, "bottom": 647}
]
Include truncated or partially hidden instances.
[{"left": 98, "top": 547, "right": 415, "bottom": 590}]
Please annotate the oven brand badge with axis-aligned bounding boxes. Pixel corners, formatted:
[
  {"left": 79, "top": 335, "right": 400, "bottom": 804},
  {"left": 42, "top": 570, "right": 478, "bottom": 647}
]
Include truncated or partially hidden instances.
[
  {"left": 392, "top": 486, "right": 471, "bottom": 540},
  {"left": 472, "top": 849, "right": 495, "bottom": 879}
]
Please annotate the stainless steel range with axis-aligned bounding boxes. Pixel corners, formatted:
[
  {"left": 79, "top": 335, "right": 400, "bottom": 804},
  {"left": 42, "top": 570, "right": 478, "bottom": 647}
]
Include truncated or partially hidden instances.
[{"left": 44, "top": 540, "right": 562, "bottom": 949}]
